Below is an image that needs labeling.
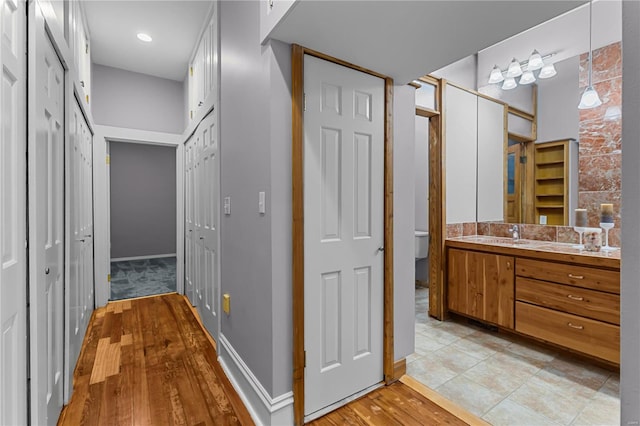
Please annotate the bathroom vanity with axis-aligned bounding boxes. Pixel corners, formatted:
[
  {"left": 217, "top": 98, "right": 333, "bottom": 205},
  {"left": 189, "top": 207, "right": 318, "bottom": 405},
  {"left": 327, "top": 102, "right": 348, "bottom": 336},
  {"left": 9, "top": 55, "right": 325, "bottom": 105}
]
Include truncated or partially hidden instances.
[{"left": 445, "top": 236, "right": 620, "bottom": 364}]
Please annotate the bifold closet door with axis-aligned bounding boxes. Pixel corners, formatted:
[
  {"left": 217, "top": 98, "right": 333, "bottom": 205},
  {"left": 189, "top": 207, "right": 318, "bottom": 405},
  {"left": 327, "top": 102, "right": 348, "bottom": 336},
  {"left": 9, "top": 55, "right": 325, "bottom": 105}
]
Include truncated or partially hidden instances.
[
  {"left": 0, "top": 0, "right": 28, "bottom": 423},
  {"left": 29, "top": 8, "right": 66, "bottom": 424}
]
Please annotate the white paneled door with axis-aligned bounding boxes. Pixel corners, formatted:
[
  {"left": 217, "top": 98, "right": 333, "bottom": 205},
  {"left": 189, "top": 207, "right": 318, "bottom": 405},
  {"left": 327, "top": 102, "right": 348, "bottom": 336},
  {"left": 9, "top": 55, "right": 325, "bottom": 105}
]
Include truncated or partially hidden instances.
[
  {"left": 303, "top": 55, "right": 385, "bottom": 417},
  {"left": 29, "top": 9, "right": 66, "bottom": 424},
  {"left": 185, "top": 135, "right": 196, "bottom": 304},
  {"left": 0, "top": 0, "right": 27, "bottom": 424},
  {"left": 65, "top": 99, "right": 94, "bottom": 401}
]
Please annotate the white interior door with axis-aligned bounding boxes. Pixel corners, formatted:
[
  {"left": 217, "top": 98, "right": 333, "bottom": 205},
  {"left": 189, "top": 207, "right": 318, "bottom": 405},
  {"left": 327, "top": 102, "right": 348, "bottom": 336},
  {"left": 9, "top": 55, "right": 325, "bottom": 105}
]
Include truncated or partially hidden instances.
[
  {"left": 196, "top": 113, "right": 219, "bottom": 339},
  {"left": 303, "top": 55, "right": 385, "bottom": 417},
  {"left": 185, "top": 135, "right": 195, "bottom": 304},
  {"left": 0, "top": 0, "right": 27, "bottom": 423},
  {"left": 29, "top": 13, "right": 66, "bottom": 424},
  {"left": 65, "top": 99, "right": 94, "bottom": 401}
]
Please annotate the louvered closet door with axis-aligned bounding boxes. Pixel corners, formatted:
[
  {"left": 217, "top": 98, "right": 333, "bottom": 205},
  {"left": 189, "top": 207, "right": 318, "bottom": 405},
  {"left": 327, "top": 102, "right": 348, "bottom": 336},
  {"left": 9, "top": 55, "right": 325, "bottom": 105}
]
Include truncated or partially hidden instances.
[
  {"left": 303, "top": 55, "right": 385, "bottom": 417},
  {"left": 0, "top": 0, "right": 27, "bottom": 423}
]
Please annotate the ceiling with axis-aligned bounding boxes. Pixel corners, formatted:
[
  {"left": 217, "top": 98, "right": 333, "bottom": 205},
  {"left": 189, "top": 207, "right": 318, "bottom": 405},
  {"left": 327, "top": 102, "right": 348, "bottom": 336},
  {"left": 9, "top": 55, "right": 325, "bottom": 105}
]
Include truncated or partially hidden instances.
[
  {"left": 269, "top": 1, "right": 587, "bottom": 84},
  {"left": 84, "top": 1, "right": 212, "bottom": 82}
]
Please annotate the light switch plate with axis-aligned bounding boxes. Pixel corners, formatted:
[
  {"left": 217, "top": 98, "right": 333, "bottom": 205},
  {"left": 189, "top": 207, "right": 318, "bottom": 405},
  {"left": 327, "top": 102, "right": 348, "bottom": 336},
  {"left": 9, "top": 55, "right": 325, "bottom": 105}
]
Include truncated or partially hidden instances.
[
  {"left": 258, "top": 191, "right": 266, "bottom": 214},
  {"left": 539, "top": 215, "right": 547, "bottom": 225},
  {"left": 223, "top": 294, "right": 230, "bottom": 314},
  {"left": 224, "top": 196, "right": 231, "bottom": 215}
]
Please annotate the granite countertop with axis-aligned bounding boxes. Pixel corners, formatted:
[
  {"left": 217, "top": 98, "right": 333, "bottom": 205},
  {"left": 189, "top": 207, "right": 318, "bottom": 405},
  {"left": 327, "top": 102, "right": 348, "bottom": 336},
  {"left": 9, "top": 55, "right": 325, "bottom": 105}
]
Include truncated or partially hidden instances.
[{"left": 446, "top": 235, "right": 620, "bottom": 269}]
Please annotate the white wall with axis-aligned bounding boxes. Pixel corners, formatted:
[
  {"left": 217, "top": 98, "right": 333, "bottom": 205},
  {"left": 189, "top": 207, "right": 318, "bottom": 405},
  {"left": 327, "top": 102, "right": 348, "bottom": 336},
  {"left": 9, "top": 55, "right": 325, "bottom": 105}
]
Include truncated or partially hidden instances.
[
  {"left": 621, "top": 1, "right": 640, "bottom": 423},
  {"left": 415, "top": 116, "right": 429, "bottom": 232},
  {"left": 92, "top": 64, "right": 185, "bottom": 134},
  {"left": 432, "top": 55, "right": 477, "bottom": 89}
]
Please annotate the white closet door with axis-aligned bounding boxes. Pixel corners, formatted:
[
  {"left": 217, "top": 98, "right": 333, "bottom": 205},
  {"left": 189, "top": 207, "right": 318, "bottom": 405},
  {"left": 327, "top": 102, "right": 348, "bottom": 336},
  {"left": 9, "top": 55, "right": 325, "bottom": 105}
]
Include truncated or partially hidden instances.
[
  {"left": 0, "top": 0, "right": 28, "bottom": 423},
  {"left": 29, "top": 10, "right": 66, "bottom": 424},
  {"left": 185, "top": 136, "right": 196, "bottom": 305},
  {"left": 304, "top": 55, "right": 385, "bottom": 417}
]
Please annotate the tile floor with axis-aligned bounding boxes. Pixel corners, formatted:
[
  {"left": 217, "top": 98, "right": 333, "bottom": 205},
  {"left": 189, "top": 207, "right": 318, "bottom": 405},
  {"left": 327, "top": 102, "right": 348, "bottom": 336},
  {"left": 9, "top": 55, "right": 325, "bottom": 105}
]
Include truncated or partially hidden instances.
[
  {"left": 409, "top": 286, "right": 620, "bottom": 426},
  {"left": 110, "top": 257, "right": 176, "bottom": 301}
]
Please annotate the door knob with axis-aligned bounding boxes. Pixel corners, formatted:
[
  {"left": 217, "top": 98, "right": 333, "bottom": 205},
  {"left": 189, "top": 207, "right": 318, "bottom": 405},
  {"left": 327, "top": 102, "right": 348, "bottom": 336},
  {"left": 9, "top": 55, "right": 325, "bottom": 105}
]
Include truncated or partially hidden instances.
[
  {"left": 378, "top": 247, "right": 384, "bottom": 252},
  {"left": 45, "top": 268, "right": 50, "bottom": 275}
]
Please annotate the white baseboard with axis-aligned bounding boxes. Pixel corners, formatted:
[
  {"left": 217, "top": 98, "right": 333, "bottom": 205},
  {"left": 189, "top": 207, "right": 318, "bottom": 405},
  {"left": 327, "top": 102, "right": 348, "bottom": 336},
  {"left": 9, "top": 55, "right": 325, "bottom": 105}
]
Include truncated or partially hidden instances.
[
  {"left": 111, "top": 253, "right": 177, "bottom": 262},
  {"left": 218, "top": 334, "right": 294, "bottom": 426}
]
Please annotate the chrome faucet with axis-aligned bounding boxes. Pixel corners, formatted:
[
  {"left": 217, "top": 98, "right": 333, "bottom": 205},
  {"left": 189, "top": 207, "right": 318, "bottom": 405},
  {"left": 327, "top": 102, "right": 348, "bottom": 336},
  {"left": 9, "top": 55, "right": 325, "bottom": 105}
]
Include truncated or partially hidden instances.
[{"left": 508, "top": 225, "right": 520, "bottom": 242}]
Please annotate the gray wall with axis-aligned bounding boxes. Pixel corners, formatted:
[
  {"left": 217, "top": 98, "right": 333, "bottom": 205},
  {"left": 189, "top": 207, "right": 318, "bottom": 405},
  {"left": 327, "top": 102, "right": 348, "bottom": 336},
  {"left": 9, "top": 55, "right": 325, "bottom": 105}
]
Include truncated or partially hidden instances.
[
  {"left": 415, "top": 116, "right": 430, "bottom": 282},
  {"left": 432, "top": 54, "right": 477, "bottom": 89},
  {"left": 621, "top": 1, "right": 640, "bottom": 423},
  {"left": 536, "top": 56, "right": 580, "bottom": 143},
  {"left": 110, "top": 142, "right": 176, "bottom": 259},
  {"left": 219, "top": 0, "right": 415, "bottom": 399},
  {"left": 92, "top": 64, "right": 185, "bottom": 134}
]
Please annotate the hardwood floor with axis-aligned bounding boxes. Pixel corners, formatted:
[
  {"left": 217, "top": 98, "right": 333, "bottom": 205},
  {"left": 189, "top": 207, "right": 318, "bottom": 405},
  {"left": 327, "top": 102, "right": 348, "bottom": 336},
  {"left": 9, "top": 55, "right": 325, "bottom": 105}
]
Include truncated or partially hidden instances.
[
  {"left": 58, "top": 293, "right": 253, "bottom": 426},
  {"left": 58, "top": 292, "right": 476, "bottom": 426}
]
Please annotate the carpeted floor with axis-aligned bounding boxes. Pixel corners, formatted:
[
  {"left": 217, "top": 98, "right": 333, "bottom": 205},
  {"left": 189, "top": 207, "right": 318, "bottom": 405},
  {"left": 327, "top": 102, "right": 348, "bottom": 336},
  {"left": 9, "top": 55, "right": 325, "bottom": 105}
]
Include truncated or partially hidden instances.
[{"left": 110, "top": 257, "right": 176, "bottom": 301}]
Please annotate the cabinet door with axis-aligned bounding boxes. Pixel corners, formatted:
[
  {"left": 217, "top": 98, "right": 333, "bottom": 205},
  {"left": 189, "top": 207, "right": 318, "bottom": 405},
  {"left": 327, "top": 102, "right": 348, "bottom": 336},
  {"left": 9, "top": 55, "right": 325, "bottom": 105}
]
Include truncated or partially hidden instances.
[{"left": 447, "top": 249, "right": 514, "bottom": 328}]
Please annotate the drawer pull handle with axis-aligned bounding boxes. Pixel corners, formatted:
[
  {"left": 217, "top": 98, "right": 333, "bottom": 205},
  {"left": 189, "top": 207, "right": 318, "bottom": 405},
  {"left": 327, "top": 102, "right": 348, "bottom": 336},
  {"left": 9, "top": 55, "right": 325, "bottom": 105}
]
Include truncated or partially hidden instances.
[
  {"left": 567, "top": 294, "right": 584, "bottom": 301},
  {"left": 567, "top": 322, "right": 584, "bottom": 330},
  {"left": 568, "top": 274, "right": 584, "bottom": 280}
]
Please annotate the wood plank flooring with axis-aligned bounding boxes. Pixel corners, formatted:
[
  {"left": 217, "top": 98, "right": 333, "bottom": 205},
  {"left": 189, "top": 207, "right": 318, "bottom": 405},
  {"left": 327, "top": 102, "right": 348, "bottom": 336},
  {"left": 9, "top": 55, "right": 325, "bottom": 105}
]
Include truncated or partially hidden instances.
[
  {"left": 58, "top": 293, "right": 253, "bottom": 426},
  {"left": 58, "top": 292, "right": 476, "bottom": 426},
  {"left": 308, "top": 381, "right": 472, "bottom": 426}
]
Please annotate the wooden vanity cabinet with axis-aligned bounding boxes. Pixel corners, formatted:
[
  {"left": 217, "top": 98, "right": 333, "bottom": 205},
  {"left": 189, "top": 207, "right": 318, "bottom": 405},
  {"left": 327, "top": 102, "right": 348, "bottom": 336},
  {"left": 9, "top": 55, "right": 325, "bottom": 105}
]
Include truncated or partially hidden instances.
[
  {"left": 515, "top": 258, "right": 620, "bottom": 364},
  {"left": 447, "top": 248, "right": 515, "bottom": 328}
]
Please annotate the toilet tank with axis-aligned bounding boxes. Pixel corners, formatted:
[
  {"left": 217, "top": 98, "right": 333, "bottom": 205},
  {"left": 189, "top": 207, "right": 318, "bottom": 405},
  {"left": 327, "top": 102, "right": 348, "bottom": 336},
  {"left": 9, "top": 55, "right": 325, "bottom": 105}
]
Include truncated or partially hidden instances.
[{"left": 415, "top": 231, "right": 429, "bottom": 259}]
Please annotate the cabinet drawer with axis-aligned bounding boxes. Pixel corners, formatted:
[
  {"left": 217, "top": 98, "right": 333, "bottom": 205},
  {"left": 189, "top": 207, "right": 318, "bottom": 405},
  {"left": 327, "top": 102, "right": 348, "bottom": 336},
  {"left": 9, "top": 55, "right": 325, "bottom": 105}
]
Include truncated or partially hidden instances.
[
  {"left": 516, "top": 302, "right": 619, "bottom": 364},
  {"left": 516, "top": 278, "right": 619, "bottom": 325},
  {"left": 516, "top": 258, "right": 619, "bottom": 294}
]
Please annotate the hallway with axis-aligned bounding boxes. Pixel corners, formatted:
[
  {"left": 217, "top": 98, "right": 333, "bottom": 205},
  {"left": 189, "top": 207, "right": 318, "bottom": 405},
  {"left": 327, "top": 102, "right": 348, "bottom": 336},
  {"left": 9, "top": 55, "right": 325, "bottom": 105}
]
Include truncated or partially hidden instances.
[{"left": 58, "top": 294, "right": 253, "bottom": 425}]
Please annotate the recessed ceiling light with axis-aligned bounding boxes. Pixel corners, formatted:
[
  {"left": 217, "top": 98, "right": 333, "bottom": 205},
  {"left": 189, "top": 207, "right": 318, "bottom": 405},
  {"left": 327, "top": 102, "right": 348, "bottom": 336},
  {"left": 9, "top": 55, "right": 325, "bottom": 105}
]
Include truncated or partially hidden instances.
[{"left": 137, "top": 33, "right": 152, "bottom": 42}]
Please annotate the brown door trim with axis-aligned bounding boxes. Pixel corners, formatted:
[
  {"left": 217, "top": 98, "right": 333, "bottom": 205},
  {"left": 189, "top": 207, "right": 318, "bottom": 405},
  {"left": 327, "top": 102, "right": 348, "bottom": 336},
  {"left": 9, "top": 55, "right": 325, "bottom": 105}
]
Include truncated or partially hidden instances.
[{"left": 291, "top": 44, "right": 394, "bottom": 425}]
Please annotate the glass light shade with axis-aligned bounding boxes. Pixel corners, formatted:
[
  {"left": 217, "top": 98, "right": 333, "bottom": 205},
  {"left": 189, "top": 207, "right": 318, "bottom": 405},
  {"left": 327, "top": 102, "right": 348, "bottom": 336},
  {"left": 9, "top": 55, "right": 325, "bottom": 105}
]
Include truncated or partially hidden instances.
[
  {"left": 519, "top": 70, "right": 536, "bottom": 85},
  {"left": 502, "top": 77, "right": 517, "bottom": 90},
  {"left": 488, "top": 65, "right": 505, "bottom": 84},
  {"left": 604, "top": 106, "right": 622, "bottom": 120},
  {"left": 137, "top": 33, "right": 153, "bottom": 42},
  {"left": 538, "top": 63, "right": 557, "bottom": 79},
  {"left": 527, "top": 50, "right": 544, "bottom": 71},
  {"left": 578, "top": 86, "right": 602, "bottom": 109},
  {"left": 506, "top": 58, "right": 523, "bottom": 77}
]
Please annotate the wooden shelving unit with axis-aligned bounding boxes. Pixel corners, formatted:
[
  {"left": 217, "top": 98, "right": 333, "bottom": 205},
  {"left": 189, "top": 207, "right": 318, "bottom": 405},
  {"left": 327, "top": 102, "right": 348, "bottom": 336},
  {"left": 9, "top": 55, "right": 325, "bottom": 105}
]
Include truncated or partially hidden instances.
[{"left": 533, "top": 139, "right": 578, "bottom": 226}]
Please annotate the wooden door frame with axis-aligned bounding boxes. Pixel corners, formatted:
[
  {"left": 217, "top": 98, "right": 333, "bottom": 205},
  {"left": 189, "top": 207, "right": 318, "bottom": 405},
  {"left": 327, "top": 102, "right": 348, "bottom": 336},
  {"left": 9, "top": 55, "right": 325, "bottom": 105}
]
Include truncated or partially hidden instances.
[{"left": 291, "top": 44, "right": 394, "bottom": 425}]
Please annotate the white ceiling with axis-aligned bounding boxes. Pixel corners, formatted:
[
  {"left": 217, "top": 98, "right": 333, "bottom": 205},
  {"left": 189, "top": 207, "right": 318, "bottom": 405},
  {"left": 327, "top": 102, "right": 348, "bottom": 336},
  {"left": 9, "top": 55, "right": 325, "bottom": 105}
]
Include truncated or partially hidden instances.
[
  {"left": 269, "top": 1, "right": 587, "bottom": 84},
  {"left": 84, "top": 1, "right": 212, "bottom": 82}
]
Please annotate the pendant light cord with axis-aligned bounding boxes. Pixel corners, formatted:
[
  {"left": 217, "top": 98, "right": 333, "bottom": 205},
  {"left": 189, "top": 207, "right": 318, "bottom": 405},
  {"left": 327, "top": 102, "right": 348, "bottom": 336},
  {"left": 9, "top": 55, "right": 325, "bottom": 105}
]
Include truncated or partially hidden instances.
[{"left": 588, "top": 0, "right": 593, "bottom": 87}]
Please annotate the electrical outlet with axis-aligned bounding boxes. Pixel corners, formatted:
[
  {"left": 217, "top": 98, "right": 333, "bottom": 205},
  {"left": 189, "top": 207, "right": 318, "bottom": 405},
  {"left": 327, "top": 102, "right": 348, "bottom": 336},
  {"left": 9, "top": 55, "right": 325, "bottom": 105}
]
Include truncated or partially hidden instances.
[{"left": 223, "top": 294, "right": 230, "bottom": 314}]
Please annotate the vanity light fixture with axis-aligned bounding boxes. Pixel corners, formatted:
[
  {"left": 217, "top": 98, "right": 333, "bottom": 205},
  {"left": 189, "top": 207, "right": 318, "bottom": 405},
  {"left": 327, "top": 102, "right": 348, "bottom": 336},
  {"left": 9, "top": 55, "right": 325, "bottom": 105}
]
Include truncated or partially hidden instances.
[
  {"left": 527, "top": 50, "right": 544, "bottom": 71},
  {"left": 502, "top": 77, "right": 517, "bottom": 90},
  {"left": 506, "top": 58, "right": 523, "bottom": 78},
  {"left": 488, "top": 65, "right": 505, "bottom": 84},
  {"left": 519, "top": 70, "right": 536, "bottom": 85},
  {"left": 578, "top": 0, "right": 602, "bottom": 109},
  {"left": 538, "top": 63, "right": 557, "bottom": 79},
  {"left": 137, "top": 32, "right": 153, "bottom": 42},
  {"left": 604, "top": 106, "right": 622, "bottom": 120}
]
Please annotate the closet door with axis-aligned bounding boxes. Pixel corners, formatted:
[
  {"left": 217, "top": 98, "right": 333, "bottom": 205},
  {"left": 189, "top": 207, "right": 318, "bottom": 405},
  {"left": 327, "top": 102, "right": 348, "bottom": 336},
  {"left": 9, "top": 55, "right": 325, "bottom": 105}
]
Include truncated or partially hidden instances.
[
  {"left": 184, "top": 136, "right": 196, "bottom": 305},
  {"left": 0, "top": 0, "right": 28, "bottom": 423}
]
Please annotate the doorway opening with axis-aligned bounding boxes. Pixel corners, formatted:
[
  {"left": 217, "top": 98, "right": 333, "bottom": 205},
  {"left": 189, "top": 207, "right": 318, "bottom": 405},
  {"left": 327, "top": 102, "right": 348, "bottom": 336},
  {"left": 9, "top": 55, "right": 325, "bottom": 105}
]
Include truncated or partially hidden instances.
[{"left": 108, "top": 141, "right": 177, "bottom": 300}]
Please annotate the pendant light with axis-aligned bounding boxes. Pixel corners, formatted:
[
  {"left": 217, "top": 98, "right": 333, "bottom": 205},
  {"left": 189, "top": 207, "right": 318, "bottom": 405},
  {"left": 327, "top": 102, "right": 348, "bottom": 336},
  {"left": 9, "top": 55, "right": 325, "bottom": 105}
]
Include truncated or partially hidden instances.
[{"left": 578, "top": 0, "right": 602, "bottom": 109}]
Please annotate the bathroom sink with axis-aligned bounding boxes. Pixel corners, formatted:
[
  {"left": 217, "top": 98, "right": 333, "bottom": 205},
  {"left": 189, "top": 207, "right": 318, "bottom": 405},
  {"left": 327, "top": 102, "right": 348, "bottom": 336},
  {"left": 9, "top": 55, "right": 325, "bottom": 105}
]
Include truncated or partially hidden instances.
[{"left": 464, "top": 236, "right": 543, "bottom": 248}]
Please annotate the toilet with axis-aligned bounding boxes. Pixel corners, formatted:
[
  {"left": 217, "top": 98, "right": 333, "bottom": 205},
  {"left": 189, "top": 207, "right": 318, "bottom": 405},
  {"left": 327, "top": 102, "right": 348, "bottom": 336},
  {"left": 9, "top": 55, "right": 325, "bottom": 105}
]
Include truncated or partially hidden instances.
[{"left": 415, "top": 231, "right": 429, "bottom": 259}]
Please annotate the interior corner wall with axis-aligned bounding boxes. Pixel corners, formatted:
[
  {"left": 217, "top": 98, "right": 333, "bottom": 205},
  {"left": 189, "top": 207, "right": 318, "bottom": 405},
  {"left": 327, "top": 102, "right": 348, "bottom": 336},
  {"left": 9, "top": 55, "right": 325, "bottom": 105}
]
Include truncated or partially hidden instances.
[
  {"left": 92, "top": 64, "right": 185, "bottom": 134},
  {"left": 109, "top": 142, "right": 176, "bottom": 259},
  {"left": 219, "top": 0, "right": 275, "bottom": 398},
  {"left": 620, "top": 2, "right": 640, "bottom": 422},
  {"left": 393, "top": 84, "right": 416, "bottom": 360}
]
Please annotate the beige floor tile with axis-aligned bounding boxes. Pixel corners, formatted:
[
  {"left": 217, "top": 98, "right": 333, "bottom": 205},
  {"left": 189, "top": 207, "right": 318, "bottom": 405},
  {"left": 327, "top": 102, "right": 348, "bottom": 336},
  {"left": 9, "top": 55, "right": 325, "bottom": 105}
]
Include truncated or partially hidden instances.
[
  {"left": 417, "top": 325, "right": 463, "bottom": 346},
  {"left": 489, "top": 351, "right": 544, "bottom": 379},
  {"left": 465, "top": 329, "right": 513, "bottom": 349},
  {"left": 599, "top": 375, "right": 620, "bottom": 399},
  {"left": 414, "top": 332, "right": 447, "bottom": 355},
  {"left": 406, "top": 351, "right": 423, "bottom": 363},
  {"left": 461, "top": 359, "right": 531, "bottom": 395},
  {"left": 428, "top": 346, "right": 482, "bottom": 373},
  {"left": 448, "top": 334, "right": 501, "bottom": 360},
  {"left": 435, "top": 375, "right": 506, "bottom": 417},
  {"left": 571, "top": 390, "right": 620, "bottom": 426},
  {"left": 533, "top": 368, "right": 603, "bottom": 402},
  {"left": 509, "top": 376, "right": 590, "bottom": 425},
  {"left": 502, "top": 340, "right": 558, "bottom": 365},
  {"left": 546, "top": 356, "right": 611, "bottom": 388},
  {"left": 407, "top": 359, "right": 459, "bottom": 389},
  {"left": 483, "top": 398, "right": 561, "bottom": 426}
]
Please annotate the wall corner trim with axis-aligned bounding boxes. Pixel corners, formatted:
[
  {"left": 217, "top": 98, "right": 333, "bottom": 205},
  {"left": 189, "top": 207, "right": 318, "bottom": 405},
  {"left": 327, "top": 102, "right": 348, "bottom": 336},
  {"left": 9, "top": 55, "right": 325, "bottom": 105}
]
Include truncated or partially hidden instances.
[{"left": 218, "top": 334, "right": 294, "bottom": 425}]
